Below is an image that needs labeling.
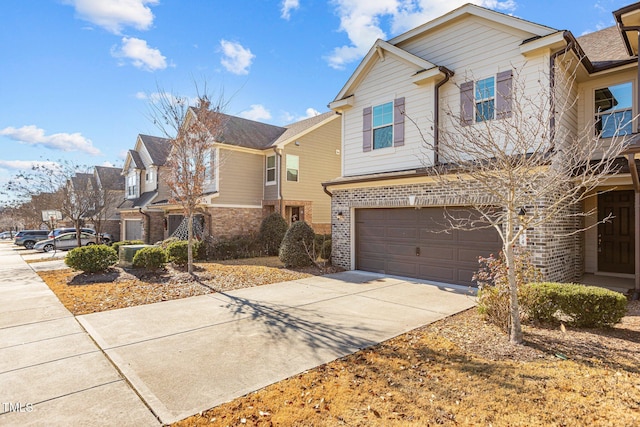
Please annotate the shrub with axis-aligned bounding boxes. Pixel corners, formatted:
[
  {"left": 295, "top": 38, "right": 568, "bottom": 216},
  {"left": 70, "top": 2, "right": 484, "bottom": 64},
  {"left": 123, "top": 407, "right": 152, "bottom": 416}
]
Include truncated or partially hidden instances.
[
  {"left": 474, "top": 248, "right": 542, "bottom": 332},
  {"left": 279, "top": 221, "right": 315, "bottom": 267},
  {"left": 208, "top": 235, "right": 261, "bottom": 260},
  {"left": 520, "top": 282, "right": 627, "bottom": 328},
  {"left": 259, "top": 213, "right": 289, "bottom": 256},
  {"left": 313, "top": 234, "right": 331, "bottom": 255},
  {"left": 65, "top": 244, "right": 118, "bottom": 273},
  {"left": 112, "top": 240, "right": 144, "bottom": 255},
  {"left": 320, "top": 239, "right": 332, "bottom": 260},
  {"left": 132, "top": 246, "right": 167, "bottom": 270},
  {"left": 165, "top": 240, "right": 203, "bottom": 266}
]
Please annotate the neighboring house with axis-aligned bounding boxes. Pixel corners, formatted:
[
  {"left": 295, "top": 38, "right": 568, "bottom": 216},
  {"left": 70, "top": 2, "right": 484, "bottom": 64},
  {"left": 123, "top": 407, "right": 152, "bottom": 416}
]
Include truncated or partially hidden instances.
[
  {"left": 86, "top": 166, "right": 124, "bottom": 241},
  {"left": 324, "top": 2, "right": 640, "bottom": 289},
  {"left": 155, "top": 110, "right": 341, "bottom": 238},
  {"left": 118, "top": 134, "right": 172, "bottom": 243}
]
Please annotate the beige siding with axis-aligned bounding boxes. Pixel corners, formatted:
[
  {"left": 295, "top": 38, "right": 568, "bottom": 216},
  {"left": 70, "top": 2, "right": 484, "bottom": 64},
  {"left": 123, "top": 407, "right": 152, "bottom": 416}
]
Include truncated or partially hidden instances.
[
  {"left": 281, "top": 117, "right": 342, "bottom": 225},
  {"left": 342, "top": 57, "right": 434, "bottom": 176},
  {"left": 554, "top": 60, "right": 579, "bottom": 145},
  {"left": 215, "top": 149, "right": 263, "bottom": 206},
  {"left": 263, "top": 154, "right": 279, "bottom": 201},
  {"left": 155, "top": 167, "right": 172, "bottom": 202},
  {"left": 342, "top": 15, "right": 551, "bottom": 177}
]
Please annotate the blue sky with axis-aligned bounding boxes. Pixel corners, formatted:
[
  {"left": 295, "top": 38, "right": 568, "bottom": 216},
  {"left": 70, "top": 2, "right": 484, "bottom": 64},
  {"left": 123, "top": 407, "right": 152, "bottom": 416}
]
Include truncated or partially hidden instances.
[{"left": 0, "top": 0, "right": 633, "bottom": 196}]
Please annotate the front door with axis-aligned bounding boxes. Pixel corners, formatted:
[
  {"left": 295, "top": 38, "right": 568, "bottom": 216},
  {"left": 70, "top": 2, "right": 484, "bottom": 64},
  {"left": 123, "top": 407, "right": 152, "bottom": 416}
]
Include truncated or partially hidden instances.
[{"left": 598, "top": 190, "right": 635, "bottom": 274}]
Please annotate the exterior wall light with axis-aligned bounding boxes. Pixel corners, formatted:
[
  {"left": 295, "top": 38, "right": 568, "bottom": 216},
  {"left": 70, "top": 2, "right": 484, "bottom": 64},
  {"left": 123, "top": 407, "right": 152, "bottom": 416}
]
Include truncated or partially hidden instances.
[
  {"left": 518, "top": 207, "right": 526, "bottom": 222},
  {"left": 336, "top": 211, "right": 344, "bottom": 221}
]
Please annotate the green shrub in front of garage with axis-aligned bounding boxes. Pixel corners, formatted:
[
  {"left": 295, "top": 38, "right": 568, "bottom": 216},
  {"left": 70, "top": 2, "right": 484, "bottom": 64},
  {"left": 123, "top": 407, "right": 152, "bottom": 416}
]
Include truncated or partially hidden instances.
[
  {"left": 520, "top": 282, "right": 627, "bottom": 328},
  {"left": 132, "top": 246, "right": 167, "bottom": 270},
  {"left": 279, "top": 221, "right": 315, "bottom": 267},
  {"left": 65, "top": 245, "right": 118, "bottom": 273}
]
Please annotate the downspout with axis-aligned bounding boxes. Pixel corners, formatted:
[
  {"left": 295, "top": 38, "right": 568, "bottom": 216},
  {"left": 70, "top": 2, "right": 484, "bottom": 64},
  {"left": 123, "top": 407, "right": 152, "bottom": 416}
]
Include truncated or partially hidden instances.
[
  {"left": 138, "top": 207, "right": 151, "bottom": 244},
  {"left": 549, "top": 32, "right": 573, "bottom": 148},
  {"left": 274, "top": 147, "right": 284, "bottom": 215},
  {"left": 433, "top": 66, "right": 454, "bottom": 165}
]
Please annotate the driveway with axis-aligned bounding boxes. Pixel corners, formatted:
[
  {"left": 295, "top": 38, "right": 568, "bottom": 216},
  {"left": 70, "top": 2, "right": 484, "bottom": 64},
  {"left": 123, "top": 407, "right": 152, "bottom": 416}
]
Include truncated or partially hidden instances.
[{"left": 78, "top": 271, "right": 476, "bottom": 424}]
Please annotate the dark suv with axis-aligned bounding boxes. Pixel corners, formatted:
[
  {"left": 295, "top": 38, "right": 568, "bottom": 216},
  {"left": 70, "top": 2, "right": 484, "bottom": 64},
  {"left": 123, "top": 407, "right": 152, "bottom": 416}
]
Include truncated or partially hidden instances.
[{"left": 14, "top": 230, "right": 50, "bottom": 249}]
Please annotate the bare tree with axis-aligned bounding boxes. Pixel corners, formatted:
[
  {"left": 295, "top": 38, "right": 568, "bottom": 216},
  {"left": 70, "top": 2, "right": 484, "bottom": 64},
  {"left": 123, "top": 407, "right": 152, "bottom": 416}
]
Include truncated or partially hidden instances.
[
  {"left": 407, "top": 61, "right": 630, "bottom": 344},
  {"left": 6, "top": 161, "right": 98, "bottom": 245},
  {"left": 85, "top": 166, "right": 124, "bottom": 243},
  {"left": 149, "top": 86, "right": 227, "bottom": 273}
]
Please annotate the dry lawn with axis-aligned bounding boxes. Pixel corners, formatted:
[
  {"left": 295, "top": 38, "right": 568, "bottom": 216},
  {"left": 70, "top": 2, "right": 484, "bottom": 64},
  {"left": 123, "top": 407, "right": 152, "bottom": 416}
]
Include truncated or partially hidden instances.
[
  {"left": 35, "top": 256, "right": 640, "bottom": 425},
  {"left": 37, "top": 258, "right": 323, "bottom": 315},
  {"left": 173, "top": 303, "right": 640, "bottom": 427}
]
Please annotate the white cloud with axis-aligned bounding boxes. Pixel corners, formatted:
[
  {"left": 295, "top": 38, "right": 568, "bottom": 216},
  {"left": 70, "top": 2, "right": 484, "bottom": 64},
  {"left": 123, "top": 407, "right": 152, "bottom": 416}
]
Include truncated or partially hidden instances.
[
  {"left": 326, "top": 0, "right": 517, "bottom": 69},
  {"left": 65, "top": 0, "right": 158, "bottom": 34},
  {"left": 0, "top": 160, "right": 61, "bottom": 171},
  {"left": 239, "top": 104, "right": 272, "bottom": 121},
  {"left": 0, "top": 125, "right": 101, "bottom": 156},
  {"left": 220, "top": 40, "right": 255, "bottom": 75},
  {"left": 134, "top": 91, "right": 148, "bottom": 99},
  {"left": 281, "top": 0, "right": 300, "bottom": 19},
  {"left": 112, "top": 37, "right": 167, "bottom": 71}
]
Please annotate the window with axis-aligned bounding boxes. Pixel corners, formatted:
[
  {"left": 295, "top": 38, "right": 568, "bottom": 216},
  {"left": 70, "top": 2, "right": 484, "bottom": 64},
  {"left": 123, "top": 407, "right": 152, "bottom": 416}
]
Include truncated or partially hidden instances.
[
  {"left": 595, "top": 82, "right": 633, "bottom": 138},
  {"left": 145, "top": 168, "right": 153, "bottom": 183},
  {"left": 475, "top": 77, "right": 495, "bottom": 122},
  {"left": 372, "top": 102, "right": 393, "bottom": 149},
  {"left": 266, "top": 155, "right": 276, "bottom": 183},
  {"left": 126, "top": 173, "right": 137, "bottom": 198},
  {"left": 286, "top": 154, "right": 299, "bottom": 182}
]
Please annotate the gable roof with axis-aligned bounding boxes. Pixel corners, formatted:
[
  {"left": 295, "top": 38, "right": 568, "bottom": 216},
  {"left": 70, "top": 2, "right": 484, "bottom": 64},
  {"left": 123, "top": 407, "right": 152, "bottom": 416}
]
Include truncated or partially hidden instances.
[
  {"left": 70, "top": 173, "right": 92, "bottom": 190},
  {"left": 139, "top": 134, "right": 171, "bottom": 166},
  {"left": 127, "top": 149, "right": 144, "bottom": 169},
  {"left": 271, "top": 111, "right": 340, "bottom": 148},
  {"left": 94, "top": 166, "right": 124, "bottom": 191},
  {"left": 577, "top": 26, "right": 634, "bottom": 70}
]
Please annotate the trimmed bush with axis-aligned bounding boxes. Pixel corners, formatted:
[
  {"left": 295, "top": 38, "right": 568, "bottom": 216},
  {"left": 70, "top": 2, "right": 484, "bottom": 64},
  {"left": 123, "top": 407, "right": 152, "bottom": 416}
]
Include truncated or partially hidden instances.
[
  {"left": 279, "top": 221, "right": 315, "bottom": 267},
  {"left": 259, "top": 213, "right": 289, "bottom": 256},
  {"left": 208, "top": 235, "right": 261, "bottom": 260},
  {"left": 65, "top": 244, "right": 118, "bottom": 273},
  {"left": 520, "top": 282, "right": 627, "bottom": 328},
  {"left": 165, "top": 240, "right": 203, "bottom": 266},
  {"left": 132, "top": 246, "right": 167, "bottom": 270},
  {"left": 112, "top": 240, "right": 144, "bottom": 255}
]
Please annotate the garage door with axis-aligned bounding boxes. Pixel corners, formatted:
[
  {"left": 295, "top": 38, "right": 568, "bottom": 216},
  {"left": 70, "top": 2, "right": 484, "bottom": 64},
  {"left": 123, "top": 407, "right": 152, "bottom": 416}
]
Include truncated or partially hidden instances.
[
  {"left": 125, "top": 220, "right": 143, "bottom": 241},
  {"left": 355, "top": 208, "right": 502, "bottom": 287}
]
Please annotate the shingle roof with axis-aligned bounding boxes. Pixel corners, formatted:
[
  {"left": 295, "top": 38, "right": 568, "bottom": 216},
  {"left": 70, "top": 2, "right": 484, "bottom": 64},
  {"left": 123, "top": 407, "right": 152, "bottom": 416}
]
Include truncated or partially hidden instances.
[
  {"left": 95, "top": 166, "right": 124, "bottom": 190},
  {"left": 117, "top": 191, "right": 157, "bottom": 209},
  {"left": 577, "top": 26, "right": 633, "bottom": 69},
  {"left": 215, "top": 113, "right": 287, "bottom": 149},
  {"left": 139, "top": 134, "right": 171, "bottom": 165},
  {"left": 70, "top": 173, "right": 92, "bottom": 189},
  {"left": 128, "top": 150, "right": 144, "bottom": 169},
  {"left": 272, "top": 111, "right": 338, "bottom": 146}
]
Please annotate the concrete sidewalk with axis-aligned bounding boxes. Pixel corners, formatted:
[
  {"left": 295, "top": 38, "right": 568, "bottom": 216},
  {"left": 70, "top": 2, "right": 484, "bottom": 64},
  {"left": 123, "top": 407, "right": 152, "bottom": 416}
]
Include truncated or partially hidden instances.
[
  {"left": 78, "top": 271, "right": 476, "bottom": 424},
  {"left": 0, "top": 243, "right": 158, "bottom": 426}
]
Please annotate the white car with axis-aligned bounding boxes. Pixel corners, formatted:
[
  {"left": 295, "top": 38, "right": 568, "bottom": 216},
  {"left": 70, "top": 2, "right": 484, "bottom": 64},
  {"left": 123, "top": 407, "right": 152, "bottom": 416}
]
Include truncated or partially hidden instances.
[{"left": 33, "top": 232, "right": 100, "bottom": 252}]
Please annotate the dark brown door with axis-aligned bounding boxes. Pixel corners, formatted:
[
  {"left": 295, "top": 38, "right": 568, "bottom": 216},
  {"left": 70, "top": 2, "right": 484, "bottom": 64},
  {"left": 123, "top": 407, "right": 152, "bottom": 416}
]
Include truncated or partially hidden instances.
[
  {"left": 598, "top": 191, "right": 635, "bottom": 274},
  {"left": 355, "top": 208, "right": 501, "bottom": 287}
]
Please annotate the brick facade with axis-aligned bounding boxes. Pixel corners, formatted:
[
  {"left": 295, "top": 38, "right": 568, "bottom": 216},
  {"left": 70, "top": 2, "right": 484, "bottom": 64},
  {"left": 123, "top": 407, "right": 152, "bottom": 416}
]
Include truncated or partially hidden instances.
[
  {"left": 331, "top": 180, "right": 583, "bottom": 283},
  {"left": 204, "top": 206, "right": 263, "bottom": 239},
  {"left": 262, "top": 199, "right": 330, "bottom": 233}
]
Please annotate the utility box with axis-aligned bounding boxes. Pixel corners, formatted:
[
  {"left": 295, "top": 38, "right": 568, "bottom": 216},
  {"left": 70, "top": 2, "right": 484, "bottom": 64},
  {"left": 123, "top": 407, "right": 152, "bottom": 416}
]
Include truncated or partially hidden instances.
[{"left": 119, "top": 244, "right": 154, "bottom": 268}]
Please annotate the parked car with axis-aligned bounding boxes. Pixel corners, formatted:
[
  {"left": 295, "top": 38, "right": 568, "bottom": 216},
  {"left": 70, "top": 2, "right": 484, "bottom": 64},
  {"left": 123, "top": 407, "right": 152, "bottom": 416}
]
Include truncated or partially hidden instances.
[
  {"left": 33, "top": 232, "right": 100, "bottom": 252},
  {"left": 14, "top": 230, "right": 50, "bottom": 249},
  {"left": 48, "top": 227, "right": 114, "bottom": 244},
  {"left": 0, "top": 231, "right": 13, "bottom": 239}
]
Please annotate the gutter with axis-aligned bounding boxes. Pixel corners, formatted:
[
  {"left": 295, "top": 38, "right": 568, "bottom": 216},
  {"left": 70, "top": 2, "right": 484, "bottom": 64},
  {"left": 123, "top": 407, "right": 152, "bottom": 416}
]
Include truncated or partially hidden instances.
[{"left": 433, "top": 66, "right": 454, "bottom": 165}]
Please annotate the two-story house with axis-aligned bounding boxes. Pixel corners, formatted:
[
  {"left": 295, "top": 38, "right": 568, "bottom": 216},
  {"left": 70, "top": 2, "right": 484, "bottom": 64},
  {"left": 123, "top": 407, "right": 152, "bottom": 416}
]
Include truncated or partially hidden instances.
[
  {"left": 324, "top": 2, "right": 640, "bottom": 293},
  {"left": 156, "top": 110, "right": 341, "bottom": 239},
  {"left": 86, "top": 166, "right": 124, "bottom": 241},
  {"left": 118, "top": 134, "right": 171, "bottom": 243}
]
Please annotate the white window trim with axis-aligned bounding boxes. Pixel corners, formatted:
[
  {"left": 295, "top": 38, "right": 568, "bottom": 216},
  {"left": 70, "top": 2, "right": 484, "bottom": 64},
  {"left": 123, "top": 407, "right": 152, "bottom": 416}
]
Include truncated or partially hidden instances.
[
  {"left": 475, "top": 76, "right": 496, "bottom": 123},
  {"left": 266, "top": 154, "right": 277, "bottom": 185},
  {"left": 372, "top": 101, "right": 394, "bottom": 150},
  {"left": 286, "top": 154, "right": 299, "bottom": 182}
]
